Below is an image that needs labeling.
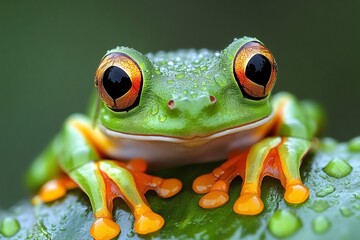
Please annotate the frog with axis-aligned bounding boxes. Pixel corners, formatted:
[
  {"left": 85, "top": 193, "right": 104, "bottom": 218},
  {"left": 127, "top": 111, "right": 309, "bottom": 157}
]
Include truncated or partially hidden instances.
[{"left": 26, "top": 37, "right": 323, "bottom": 240}]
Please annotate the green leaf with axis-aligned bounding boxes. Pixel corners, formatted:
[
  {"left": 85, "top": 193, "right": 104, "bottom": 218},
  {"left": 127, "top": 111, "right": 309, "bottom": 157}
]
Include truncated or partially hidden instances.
[{"left": 1, "top": 139, "right": 360, "bottom": 239}]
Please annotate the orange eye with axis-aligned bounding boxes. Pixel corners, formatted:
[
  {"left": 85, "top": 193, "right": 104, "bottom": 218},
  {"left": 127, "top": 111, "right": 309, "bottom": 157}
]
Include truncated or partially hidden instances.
[
  {"left": 95, "top": 52, "right": 143, "bottom": 111},
  {"left": 233, "top": 41, "right": 277, "bottom": 100}
]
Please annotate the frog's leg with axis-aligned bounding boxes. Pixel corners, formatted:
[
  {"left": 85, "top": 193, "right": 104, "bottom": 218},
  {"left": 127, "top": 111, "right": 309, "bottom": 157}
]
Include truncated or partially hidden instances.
[
  {"left": 193, "top": 92, "right": 323, "bottom": 215},
  {"left": 194, "top": 137, "right": 282, "bottom": 215},
  {"left": 34, "top": 115, "right": 182, "bottom": 239}
]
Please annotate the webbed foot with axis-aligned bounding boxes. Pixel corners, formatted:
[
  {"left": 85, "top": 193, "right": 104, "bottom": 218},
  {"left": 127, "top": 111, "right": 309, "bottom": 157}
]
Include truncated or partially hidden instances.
[
  {"left": 193, "top": 137, "right": 312, "bottom": 215},
  {"left": 68, "top": 159, "right": 182, "bottom": 239}
]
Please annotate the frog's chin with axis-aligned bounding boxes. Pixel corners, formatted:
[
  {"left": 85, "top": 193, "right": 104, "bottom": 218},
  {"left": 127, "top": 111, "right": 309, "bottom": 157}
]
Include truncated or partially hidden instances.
[{"left": 99, "top": 111, "right": 275, "bottom": 148}]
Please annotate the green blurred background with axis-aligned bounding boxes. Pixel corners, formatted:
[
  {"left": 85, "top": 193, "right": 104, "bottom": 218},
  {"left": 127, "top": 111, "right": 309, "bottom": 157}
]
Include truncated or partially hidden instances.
[{"left": 0, "top": 0, "right": 359, "bottom": 207}]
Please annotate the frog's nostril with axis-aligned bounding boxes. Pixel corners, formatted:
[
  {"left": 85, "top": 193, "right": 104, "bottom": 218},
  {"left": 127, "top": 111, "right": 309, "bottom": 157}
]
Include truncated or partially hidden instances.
[
  {"left": 168, "top": 99, "right": 175, "bottom": 110},
  {"left": 210, "top": 95, "right": 217, "bottom": 104}
]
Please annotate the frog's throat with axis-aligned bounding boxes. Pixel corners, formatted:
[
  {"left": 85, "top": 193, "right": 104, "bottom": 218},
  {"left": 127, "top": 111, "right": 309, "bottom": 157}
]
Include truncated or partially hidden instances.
[{"left": 99, "top": 111, "right": 274, "bottom": 147}]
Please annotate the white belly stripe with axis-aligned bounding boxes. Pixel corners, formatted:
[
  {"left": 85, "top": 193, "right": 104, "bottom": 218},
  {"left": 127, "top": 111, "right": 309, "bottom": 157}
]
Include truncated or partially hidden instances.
[{"left": 100, "top": 112, "right": 274, "bottom": 168}]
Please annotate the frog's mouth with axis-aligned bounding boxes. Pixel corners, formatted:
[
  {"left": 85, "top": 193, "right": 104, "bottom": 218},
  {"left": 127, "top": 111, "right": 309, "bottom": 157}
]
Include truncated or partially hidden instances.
[{"left": 99, "top": 111, "right": 274, "bottom": 147}]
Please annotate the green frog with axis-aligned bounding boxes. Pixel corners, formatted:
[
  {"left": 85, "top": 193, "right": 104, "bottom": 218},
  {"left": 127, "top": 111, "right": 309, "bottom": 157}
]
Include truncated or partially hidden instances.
[{"left": 26, "top": 37, "right": 323, "bottom": 240}]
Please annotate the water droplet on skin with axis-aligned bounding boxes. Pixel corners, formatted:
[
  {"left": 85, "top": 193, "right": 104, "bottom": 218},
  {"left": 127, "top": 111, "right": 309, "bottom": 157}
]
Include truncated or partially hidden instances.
[
  {"left": 340, "top": 207, "right": 354, "bottom": 217},
  {"left": 159, "top": 114, "right": 167, "bottom": 122},
  {"left": 310, "top": 200, "right": 330, "bottom": 212},
  {"left": 312, "top": 216, "right": 331, "bottom": 234},
  {"left": 214, "top": 73, "right": 227, "bottom": 87},
  {"left": 0, "top": 217, "right": 20, "bottom": 237},
  {"left": 348, "top": 136, "right": 360, "bottom": 152},
  {"left": 175, "top": 73, "right": 184, "bottom": 79},
  {"left": 316, "top": 185, "right": 336, "bottom": 197},
  {"left": 149, "top": 106, "right": 159, "bottom": 116},
  {"left": 323, "top": 158, "right": 352, "bottom": 179},
  {"left": 268, "top": 210, "right": 302, "bottom": 238}
]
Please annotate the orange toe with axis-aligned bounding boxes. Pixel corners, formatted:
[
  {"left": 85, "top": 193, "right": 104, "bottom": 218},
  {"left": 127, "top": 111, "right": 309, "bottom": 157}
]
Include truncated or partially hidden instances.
[
  {"left": 90, "top": 217, "right": 120, "bottom": 240},
  {"left": 199, "top": 191, "right": 229, "bottom": 208},
  {"left": 133, "top": 205, "right": 164, "bottom": 234},
  {"left": 39, "top": 180, "right": 67, "bottom": 202},
  {"left": 233, "top": 194, "right": 264, "bottom": 215},
  {"left": 284, "top": 183, "right": 309, "bottom": 204},
  {"left": 192, "top": 173, "right": 216, "bottom": 194},
  {"left": 157, "top": 178, "right": 182, "bottom": 198}
]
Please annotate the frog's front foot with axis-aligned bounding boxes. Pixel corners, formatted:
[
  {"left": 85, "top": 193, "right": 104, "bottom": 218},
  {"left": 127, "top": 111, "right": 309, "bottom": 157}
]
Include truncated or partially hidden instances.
[
  {"left": 193, "top": 137, "right": 311, "bottom": 215},
  {"left": 36, "top": 159, "right": 182, "bottom": 240}
]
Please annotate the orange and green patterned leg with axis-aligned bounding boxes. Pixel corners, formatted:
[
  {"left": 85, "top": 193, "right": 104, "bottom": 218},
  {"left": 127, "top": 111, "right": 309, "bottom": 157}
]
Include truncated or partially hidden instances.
[
  {"left": 98, "top": 160, "right": 181, "bottom": 235},
  {"left": 193, "top": 136, "right": 312, "bottom": 215},
  {"left": 68, "top": 159, "right": 181, "bottom": 240},
  {"left": 233, "top": 137, "right": 282, "bottom": 215},
  {"left": 277, "top": 137, "right": 312, "bottom": 204}
]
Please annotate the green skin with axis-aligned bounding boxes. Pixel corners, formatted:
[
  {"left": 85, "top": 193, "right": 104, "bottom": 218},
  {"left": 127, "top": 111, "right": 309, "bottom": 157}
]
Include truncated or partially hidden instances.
[{"left": 26, "top": 37, "right": 324, "bottom": 237}]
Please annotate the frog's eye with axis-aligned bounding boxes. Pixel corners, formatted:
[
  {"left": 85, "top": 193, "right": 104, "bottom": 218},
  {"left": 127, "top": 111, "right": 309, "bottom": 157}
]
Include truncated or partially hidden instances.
[
  {"left": 233, "top": 42, "right": 277, "bottom": 100},
  {"left": 95, "top": 52, "right": 142, "bottom": 111}
]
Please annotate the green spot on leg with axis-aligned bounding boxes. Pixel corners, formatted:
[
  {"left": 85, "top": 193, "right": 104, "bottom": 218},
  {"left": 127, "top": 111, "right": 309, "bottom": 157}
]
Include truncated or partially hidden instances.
[
  {"left": 0, "top": 217, "right": 20, "bottom": 237},
  {"left": 268, "top": 210, "right": 302, "bottom": 238},
  {"left": 323, "top": 158, "right": 352, "bottom": 179},
  {"left": 316, "top": 185, "right": 335, "bottom": 197},
  {"left": 312, "top": 216, "right": 331, "bottom": 234}
]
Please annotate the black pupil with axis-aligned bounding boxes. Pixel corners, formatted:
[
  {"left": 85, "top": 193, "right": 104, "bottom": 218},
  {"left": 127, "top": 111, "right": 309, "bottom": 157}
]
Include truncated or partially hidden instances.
[
  {"left": 245, "top": 54, "right": 271, "bottom": 86},
  {"left": 102, "top": 66, "right": 132, "bottom": 99}
]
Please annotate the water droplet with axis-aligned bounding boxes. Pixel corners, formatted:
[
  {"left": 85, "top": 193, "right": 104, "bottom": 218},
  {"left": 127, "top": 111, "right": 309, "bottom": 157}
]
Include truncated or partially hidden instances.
[
  {"left": 151, "top": 106, "right": 159, "bottom": 115},
  {"left": 167, "top": 61, "right": 174, "bottom": 66},
  {"left": 175, "top": 73, "right": 184, "bottom": 79},
  {"left": 200, "top": 66, "right": 207, "bottom": 71},
  {"left": 268, "top": 210, "right": 302, "bottom": 238},
  {"left": 0, "top": 217, "right": 20, "bottom": 237},
  {"left": 159, "top": 114, "right": 167, "bottom": 122},
  {"left": 214, "top": 73, "right": 227, "bottom": 87},
  {"left": 323, "top": 158, "right": 352, "bottom": 179},
  {"left": 183, "top": 90, "right": 188, "bottom": 95},
  {"left": 354, "top": 193, "right": 360, "bottom": 200},
  {"left": 154, "top": 68, "right": 161, "bottom": 75},
  {"left": 193, "top": 83, "right": 198, "bottom": 88},
  {"left": 340, "top": 207, "right": 354, "bottom": 217},
  {"left": 167, "top": 79, "right": 174, "bottom": 84},
  {"left": 320, "top": 138, "right": 338, "bottom": 152},
  {"left": 201, "top": 81, "right": 206, "bottom": 86},
  {"left": 310, "top": 199, "right": 330, "bottom": 212},
  {"left": 312, "top": 216, "right": 331, "bottom": 234},
  {"left": 348, "top": 136, "right": 360, "bottom": 152},
  {"left": 316, "top": 185, "right": 336, "bottom": 197}
]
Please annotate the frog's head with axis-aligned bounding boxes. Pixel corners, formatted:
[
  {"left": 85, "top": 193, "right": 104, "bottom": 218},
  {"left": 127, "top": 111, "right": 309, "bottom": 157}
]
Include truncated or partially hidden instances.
[{"left": 94, "top": 37, "right": 277, "bottom": 140}]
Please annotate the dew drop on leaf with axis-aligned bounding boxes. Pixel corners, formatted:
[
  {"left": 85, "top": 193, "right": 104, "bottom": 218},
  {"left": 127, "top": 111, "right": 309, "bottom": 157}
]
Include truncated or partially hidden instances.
[{"left": 268, "top": 210, "right": 302, "bottom": 238}]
